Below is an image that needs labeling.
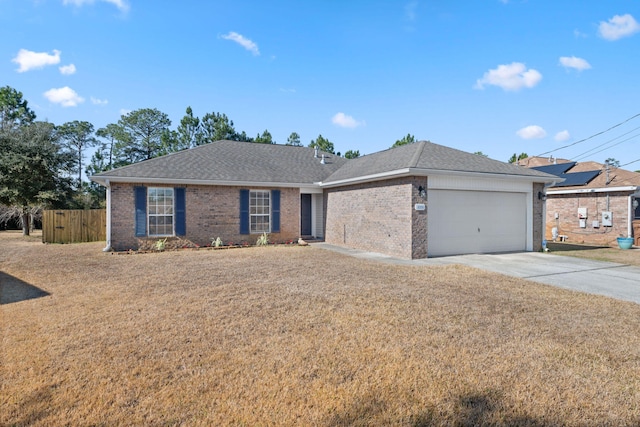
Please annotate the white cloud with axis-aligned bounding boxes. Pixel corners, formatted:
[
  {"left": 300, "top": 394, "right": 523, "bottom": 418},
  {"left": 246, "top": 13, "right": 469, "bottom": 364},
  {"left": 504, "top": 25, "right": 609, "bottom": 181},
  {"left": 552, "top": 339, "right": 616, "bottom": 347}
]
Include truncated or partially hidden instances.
[
  {"left": 103, "top": 0, "right": 128, "bottom": 10},
  {"left": 12, "top": 49, "right": 61, "bottom": 72},
  {"left": 405, "top": 1, "right": 418, "bottom": 21},
  {"left": 559, "top": 56, "right": 591, "bottom": 71},
  {"left": 221, "top": 32, "right": 260, "bottom": 56},
  {"left": 59, "top": 64, "right": 77, "bottom": 75},
  {"left": 574, "top": 29, "right": 588, "bottom": 38},
  {"left": 331, "top": 112, "right": 365, "bottom": 129},
  {"left": 555, "top": 130, "right": 570, "bottom": 142},
  {"left": 516, "top": 125, "right": 547, "bottom": 140},
  {"left": 598, "top": 14, "right": 640, "bottom": 41},
  {"left": 43, "top": 86, "right": 84, "bottom": 107},
  {"left": 474, "top": 62, "right": 542, "bottom": 91},
  {"left": 91, "top": 96, "right": 108, "bottom": 105},
  {"left": 119, "top": 108, "right": 131, "bottom": 116},
  {"left": 63, "top": 0, "right": 129, "bottom": 12}
]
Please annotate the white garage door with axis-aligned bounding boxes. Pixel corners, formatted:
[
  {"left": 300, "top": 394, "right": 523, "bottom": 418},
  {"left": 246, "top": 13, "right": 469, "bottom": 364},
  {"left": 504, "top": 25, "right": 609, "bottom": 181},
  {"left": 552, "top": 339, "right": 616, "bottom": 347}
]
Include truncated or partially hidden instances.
[{"left": 428, "top": 190, "right": 527, "bottom": 257}]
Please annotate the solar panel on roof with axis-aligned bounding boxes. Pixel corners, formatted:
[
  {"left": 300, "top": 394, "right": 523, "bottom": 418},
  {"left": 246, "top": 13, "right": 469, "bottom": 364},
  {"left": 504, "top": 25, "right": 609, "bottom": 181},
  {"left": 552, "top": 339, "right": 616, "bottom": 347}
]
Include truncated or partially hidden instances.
[
  {"left": 553, "top": 170, "right": 601, "bottom": 187},
  {"left": 531, "top": 162, "right": 576, "bottom": 176}
]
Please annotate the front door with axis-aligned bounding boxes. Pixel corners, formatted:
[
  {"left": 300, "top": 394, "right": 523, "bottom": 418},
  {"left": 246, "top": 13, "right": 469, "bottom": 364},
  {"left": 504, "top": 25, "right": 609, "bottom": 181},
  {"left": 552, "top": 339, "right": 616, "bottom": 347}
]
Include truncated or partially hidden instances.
[{"left": 300, "top": 194, "right": 312, "bottom": 236}]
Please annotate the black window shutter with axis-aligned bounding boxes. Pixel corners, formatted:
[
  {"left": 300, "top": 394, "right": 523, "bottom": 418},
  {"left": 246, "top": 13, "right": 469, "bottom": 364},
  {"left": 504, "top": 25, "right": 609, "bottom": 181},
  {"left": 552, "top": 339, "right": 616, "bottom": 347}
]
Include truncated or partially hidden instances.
[
  {"left": 174, "top": 187, "right": 186, "bottom": 236},
  {"left": 134, "top": 186, "right": 147, "bottom": 237},
  {"left": 239, "top": 189, "right": 250, "bottom": 234},
  {"left": 271, "top": 190, "right": 281, "bottom": 233}
]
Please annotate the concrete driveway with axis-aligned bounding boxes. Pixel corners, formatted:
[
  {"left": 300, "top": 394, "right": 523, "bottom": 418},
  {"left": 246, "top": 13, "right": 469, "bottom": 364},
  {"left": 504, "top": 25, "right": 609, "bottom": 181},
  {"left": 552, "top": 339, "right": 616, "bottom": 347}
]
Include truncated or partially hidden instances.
[{"left": 313, "top": 243, "right": 640, "bottom": 305}]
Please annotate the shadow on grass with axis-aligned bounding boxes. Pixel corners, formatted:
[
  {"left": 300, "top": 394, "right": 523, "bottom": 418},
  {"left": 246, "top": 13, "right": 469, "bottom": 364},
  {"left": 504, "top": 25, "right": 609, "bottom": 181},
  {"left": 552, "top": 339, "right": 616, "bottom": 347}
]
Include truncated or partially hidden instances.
[
  {"left": 9, "top": 385, "right": 55, "bottom": 426},
  {"left": 324, "top": 389, "right": 631, "bottom": 426},
  {"left": 0, "top": 271, "right": 50, "bottom": 305},
  {"left": 547, "top": 242, "right": 609, "bottom": 252}
]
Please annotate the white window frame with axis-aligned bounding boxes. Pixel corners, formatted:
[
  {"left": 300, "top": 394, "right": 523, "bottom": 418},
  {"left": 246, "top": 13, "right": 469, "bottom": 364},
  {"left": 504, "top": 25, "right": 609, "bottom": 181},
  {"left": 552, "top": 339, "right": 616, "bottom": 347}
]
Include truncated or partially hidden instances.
[
  {"left": 147, "top": 187, "right": 174, "bottom": 237},
  {"left": 250, "top": 190, "right": 271, "bottom": 234}
]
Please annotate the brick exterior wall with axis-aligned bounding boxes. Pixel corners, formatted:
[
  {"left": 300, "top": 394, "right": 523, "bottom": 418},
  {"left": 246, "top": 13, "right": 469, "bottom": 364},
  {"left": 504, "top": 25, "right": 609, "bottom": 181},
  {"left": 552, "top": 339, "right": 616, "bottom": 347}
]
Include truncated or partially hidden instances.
[
  {"left": 110, "top": 178, "right": 544, "bottom": 256},
  {"left": 324, "top": 177, "right": 542, "bottom": 259},
  {"left": 411, "top": 177, "right": 429, "bottom": 259},
  {"left": 324, "top": 177, "right": 428, "bottom": 259},
  {"left": 533, "top": 183, "right": 544, "bottom": 252},
  {"left": 109, "top": 183, "right": 300, "bottom": 251},
  {"left": 545, "top": 191, "right": 631, "bottom": 246},
  {"left": 110, "top": 183, "right": 137, "bottom": 251}
]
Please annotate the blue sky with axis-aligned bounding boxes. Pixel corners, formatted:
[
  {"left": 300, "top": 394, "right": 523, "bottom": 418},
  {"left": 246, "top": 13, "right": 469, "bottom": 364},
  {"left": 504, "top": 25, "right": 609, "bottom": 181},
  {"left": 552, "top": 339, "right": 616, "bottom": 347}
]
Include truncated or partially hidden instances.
[{"left": 2, "top": 0, "right": 640, "bottom": 167}]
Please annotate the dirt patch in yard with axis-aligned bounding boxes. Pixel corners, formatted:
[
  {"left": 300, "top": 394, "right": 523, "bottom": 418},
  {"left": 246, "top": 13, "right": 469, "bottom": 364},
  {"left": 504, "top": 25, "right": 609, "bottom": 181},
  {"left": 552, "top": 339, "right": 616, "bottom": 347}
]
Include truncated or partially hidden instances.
[{"left": 2, "top": 231, "right": 640, "bottom": 426}]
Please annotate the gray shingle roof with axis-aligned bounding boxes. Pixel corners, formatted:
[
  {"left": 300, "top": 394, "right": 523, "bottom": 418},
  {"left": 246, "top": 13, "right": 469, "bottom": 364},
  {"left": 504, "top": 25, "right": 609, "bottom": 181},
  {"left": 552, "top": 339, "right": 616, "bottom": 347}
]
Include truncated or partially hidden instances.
[
  {"left": 92, "top": 139, "right": 556, "bottom": 187},
  {"left": 322, "top": 140, "right": 556, "bottom": 183},
  {"left": 92, "top": 140, "right": 347, "bottom": 185}
]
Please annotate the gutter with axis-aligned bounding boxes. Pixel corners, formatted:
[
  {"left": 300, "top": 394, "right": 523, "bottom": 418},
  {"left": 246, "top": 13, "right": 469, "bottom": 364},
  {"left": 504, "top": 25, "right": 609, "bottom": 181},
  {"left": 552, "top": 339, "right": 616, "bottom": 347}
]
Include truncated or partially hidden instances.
[
  {"left": 546, "top": 185, "right": 640, "bottom": 195},
  {"left": 90, "top": 176, "right": 318, "bottom": 189},
  {"left": 318, "top": 167, "right": 559, "bottom": 188}
]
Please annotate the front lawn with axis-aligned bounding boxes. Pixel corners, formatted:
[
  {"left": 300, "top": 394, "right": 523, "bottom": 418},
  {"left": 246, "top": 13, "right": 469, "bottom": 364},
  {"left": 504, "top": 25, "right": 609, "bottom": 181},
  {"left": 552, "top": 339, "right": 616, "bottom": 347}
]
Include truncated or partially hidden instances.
[
  {"left": 2, "top": 232, "right": 639, "bottom": 426},
  {"left": 548, "top": 241, "right": 640, "bottom": 266}
]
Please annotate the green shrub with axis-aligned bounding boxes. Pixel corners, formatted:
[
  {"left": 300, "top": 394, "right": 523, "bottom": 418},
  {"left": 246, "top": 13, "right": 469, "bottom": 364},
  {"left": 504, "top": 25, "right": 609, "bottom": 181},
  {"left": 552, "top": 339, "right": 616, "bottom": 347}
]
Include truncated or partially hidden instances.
[
  {"left": 256, "top": 232, "right": 269, "bottom": 246},
  {"left": 154, "top": 238, "right": 167, "bottom": 252}
]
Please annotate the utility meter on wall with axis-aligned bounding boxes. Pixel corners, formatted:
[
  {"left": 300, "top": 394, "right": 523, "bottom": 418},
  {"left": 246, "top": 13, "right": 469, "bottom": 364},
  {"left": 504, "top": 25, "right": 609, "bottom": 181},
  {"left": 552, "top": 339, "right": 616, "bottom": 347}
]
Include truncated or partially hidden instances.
[
  {"left": 578, "top": 207, "right": 588, "bottom": 219},
  {"left": 602, "top": 211, "right": 613, "bottom": 227}
]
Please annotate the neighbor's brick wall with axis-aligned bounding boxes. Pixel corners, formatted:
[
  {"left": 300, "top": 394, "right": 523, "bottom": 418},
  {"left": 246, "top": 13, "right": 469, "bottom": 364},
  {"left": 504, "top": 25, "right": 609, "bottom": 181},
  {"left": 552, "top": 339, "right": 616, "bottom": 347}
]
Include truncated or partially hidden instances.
[
  {"left": 545, "top": 191, "right": 630, "bottom": 246},
  {"left": 324, "top": 177, "right": 427, "bottom": 259},
  {"left": 109, "top": 183, "right": 299, "bottom": 251}
]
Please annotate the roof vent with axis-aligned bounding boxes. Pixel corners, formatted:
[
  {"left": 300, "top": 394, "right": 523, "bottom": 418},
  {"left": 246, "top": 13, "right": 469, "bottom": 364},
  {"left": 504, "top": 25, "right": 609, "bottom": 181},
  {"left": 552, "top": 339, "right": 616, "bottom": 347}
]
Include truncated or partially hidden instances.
[
  {"left": 320, "top": 154, "right": 326, "bottom": 164},
  {"left": 314, "top": 146, "right": 319, "bottom": 158}
]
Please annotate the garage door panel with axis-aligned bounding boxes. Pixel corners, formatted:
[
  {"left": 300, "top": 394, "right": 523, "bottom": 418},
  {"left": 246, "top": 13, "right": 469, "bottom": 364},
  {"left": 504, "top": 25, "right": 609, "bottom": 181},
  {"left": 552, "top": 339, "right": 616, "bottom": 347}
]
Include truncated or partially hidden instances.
[{"left": 428, "top": 190, "right": 526, "bottom": 257}]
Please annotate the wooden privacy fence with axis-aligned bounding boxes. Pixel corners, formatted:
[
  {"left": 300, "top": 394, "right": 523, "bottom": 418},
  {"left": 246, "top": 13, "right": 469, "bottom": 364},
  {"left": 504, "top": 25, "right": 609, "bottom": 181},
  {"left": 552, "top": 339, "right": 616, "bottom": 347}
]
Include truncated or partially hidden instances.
[{"left": 42, "top": 209, "right": 106, "bottom": 244}]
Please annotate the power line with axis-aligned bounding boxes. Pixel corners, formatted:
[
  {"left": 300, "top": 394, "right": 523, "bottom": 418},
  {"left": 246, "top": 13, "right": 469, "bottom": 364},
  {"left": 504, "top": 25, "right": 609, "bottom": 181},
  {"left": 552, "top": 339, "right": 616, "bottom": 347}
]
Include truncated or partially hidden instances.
[
  {"left": 571, "top": 126, "right": 640, "bottom": 161},
  {"left": 572, "top": 132, "right": 640, "bottom": 162},
  {"left": 536, "top": 112, "right": 640, "bottom": 157},
  {"left": 620, "top": 157, "right": 640, "bottom": 168}
]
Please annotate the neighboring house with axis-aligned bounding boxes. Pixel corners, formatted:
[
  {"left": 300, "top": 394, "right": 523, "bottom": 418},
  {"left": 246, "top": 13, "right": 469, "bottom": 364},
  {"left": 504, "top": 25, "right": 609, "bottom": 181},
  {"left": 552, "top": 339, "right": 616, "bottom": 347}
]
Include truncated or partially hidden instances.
[
  {"left": 91, "top": 140, "right": 556, "bottom": 259},
  {"left": 519, "top": 157, "right": 640, "bottom": 246}
]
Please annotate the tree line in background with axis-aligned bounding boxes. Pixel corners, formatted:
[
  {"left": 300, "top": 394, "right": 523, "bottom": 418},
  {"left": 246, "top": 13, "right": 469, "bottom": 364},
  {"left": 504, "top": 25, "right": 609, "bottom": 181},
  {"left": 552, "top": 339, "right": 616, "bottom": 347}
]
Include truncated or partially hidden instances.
[
  {"left": 4, "top": 84, "right": 544, "bottom": 235},
  {"left": 1, "top": 85, "right": 410, "bottom": 234}
]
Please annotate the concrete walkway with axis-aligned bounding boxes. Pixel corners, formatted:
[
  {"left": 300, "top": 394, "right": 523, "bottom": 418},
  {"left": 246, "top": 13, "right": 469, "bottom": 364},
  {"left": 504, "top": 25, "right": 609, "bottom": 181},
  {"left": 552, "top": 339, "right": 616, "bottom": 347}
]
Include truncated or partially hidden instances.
[{"left": 312, "top": 243, "right": 640, "bottom": 305}]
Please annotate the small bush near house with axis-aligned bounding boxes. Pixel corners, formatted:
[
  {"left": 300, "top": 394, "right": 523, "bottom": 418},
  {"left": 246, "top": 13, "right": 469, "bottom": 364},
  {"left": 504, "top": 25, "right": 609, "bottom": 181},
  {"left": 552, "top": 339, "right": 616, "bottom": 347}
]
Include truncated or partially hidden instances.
[
  {"left": 256, "top": 231, "right": 269, "bottom": 246},
  {"left": 154, "top": 237, "right": 167, "bottom": 251}
]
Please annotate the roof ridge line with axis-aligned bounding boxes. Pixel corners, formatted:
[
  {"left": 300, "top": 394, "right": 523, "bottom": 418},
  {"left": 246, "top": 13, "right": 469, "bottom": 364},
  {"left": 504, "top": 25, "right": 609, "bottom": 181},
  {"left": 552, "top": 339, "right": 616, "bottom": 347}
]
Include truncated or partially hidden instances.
[{"left": 409, "top": 141, "right": 427, "bottom": 168}]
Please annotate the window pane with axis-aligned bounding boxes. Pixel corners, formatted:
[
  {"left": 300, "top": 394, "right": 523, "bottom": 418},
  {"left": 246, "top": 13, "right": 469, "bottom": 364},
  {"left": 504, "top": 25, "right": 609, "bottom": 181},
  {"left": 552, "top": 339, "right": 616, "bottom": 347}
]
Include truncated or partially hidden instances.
[
  {"left": 147, "top": 187, "right": 174, "bottom": 236},
  {"left": 249, "top": 190, "right": 270, "bottom": 234}
]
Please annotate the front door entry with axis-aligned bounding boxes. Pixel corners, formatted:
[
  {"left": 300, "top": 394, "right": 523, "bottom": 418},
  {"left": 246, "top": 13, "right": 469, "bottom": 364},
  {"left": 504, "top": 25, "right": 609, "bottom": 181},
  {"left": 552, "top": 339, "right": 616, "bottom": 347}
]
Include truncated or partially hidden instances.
[{"left": 300, "top": 194, "right": 312, "bottom": 236}]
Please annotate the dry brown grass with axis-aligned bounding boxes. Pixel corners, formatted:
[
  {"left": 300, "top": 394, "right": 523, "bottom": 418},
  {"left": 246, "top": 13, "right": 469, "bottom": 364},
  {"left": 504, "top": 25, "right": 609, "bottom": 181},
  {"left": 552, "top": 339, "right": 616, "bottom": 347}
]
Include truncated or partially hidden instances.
[
  {"left": 2, "top": 231, "right": 640, "bottom": 426},
  {"left": 548, "top": 242, "right": 640, "bottom": 267}
]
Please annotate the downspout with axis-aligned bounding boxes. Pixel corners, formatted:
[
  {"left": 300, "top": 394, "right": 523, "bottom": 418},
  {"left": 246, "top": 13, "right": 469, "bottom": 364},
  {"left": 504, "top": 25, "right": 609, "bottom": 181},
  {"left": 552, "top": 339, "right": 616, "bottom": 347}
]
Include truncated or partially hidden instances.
[{"left": 103, "top": 179, "right": 112, "bottom": 252}]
